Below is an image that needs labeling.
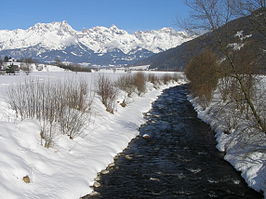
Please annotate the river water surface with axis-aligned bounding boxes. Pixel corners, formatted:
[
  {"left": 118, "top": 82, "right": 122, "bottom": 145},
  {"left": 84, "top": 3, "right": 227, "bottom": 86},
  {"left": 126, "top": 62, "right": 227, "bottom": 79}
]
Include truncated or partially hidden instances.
[{"left": 83, "top": 85, "right": 262, "bottom": 199}]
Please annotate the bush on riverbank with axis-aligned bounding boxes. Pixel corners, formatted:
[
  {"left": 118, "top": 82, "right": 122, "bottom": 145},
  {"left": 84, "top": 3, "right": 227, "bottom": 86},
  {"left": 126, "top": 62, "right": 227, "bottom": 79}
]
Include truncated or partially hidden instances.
[{"left": 7, "top": 78, "right": 93, "bottom": 147}]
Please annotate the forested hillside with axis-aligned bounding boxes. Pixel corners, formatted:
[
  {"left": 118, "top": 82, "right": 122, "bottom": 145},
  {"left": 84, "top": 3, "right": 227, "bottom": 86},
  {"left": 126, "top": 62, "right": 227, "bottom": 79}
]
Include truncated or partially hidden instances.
[{"left": 136, "top": 9, "right": 266, "bottom": 73}]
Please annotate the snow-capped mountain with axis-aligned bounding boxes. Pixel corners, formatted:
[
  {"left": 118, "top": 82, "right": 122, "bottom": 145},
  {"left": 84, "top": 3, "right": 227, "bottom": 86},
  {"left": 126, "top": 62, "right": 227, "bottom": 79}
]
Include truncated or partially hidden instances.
[{"left": 0, "top": 21, "right": 195, "bottom": 66}]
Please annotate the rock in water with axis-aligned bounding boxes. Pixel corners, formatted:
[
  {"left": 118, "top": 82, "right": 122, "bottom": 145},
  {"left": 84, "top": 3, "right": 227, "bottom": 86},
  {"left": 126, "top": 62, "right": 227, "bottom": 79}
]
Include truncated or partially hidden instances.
[{"left": 142, "top": 134, "right": 150, "bottom": 139}]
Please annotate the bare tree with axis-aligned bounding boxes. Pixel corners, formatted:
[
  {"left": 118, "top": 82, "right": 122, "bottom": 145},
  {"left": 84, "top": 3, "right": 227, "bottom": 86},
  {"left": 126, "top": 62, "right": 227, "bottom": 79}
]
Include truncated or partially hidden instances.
[
  {"left": 184, "top": 0, "right": 266, "bottom": 133},
  {"left": 115, "top": 75, "right": 136, "bottom": 97},
  {"left": 184, "top": 0, "right": 234, "bottom": 32},
  {"left": 231, "top": 0, "right": 265, "bottom": 14}
]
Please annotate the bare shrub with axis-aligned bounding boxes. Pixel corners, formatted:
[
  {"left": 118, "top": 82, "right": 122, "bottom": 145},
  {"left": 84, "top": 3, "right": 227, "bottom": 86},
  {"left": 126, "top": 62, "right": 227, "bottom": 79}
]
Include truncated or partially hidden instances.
[
  {"left": 132, "top": 72, "right": 146, "bottom": 95},
  {"left": 147, "top": 73, "right": 158, "bottom": 84},
  {"left": 115, "top": 75, "right": 135, "bottom": 97},
  {"left": 64, "top": 80, "right": 91, "bottom": 112},
  {"left": 96, "top": 74, "right": 118, "bottom": 113},
  {"left": 161, "top": 74, "right": 173, "bottom": 84},
  {"left": 147, "top": 73, "right": 161, "bottom": 88},
  {"left": 7, "top": 78, "right": 93, "bottom": 147},
  {"left": 20, "top": 63, "right": 32, "bottom": 75},
  {"left": 172, "top": 73, "right": 180, "bottom": 82},
  {"left": 218, "top": 77, "right": 232, "bottom": 102},
  {"left": 217, "top": 43, "right": 266, "bottom": 132},
  {"left": 59, "top": 108, "right": 88, "bottom": 139},
  {"left": 185, "top": 49, "right": 220, "bottom": 107},
  {"left": 59, "top": 80, "right": 93, "bottom": 139}
]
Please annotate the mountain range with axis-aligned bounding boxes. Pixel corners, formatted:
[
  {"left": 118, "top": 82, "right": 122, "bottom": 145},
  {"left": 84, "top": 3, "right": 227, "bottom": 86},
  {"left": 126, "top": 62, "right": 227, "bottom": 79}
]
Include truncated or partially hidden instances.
[{"left": 0, "top": 21, "right": 195, "bottom": 66}]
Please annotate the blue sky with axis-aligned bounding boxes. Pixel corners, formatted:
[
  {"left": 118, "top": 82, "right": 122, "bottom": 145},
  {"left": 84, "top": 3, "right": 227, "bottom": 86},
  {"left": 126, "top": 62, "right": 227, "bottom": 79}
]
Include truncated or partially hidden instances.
[{"left": 1, "top": 0, "right": 190, "bottom": 32}]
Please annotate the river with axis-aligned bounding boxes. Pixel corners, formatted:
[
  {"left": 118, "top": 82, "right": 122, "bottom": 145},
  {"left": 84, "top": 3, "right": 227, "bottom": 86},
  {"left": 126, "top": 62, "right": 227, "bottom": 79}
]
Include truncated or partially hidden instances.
[{"left": 83, "top": 85, "right": 262, "bottom": 199}]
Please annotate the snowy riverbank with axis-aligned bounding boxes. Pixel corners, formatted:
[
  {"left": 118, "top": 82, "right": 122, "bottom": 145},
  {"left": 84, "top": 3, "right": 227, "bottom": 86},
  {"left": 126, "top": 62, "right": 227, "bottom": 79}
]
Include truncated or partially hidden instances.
[
  {"left": 0, "top": 70, "right": 183, "bottom": 198},
  {"left": 188, "top": 77, "right": 266, "bottom": 198}
]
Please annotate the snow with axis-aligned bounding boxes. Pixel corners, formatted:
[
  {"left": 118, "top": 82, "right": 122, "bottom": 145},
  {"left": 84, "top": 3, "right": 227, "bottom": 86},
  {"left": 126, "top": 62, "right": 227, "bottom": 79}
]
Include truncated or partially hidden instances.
[
  {"left": 227, "top": 43, "right": 245, "bottom": 51},
  {"left": 0, "top": 69, "right": 183, "bottom": 198},
  {"left": 125, "top": 65, "right": 150, "bottom": 71},
  {"left": 235, "top": 30, "right": 252, "bottom": 41},
  {"left": 188, "top": 76, "right": 266, "bottom": 198},
  {"left": 0, "top": 21, "right": 77, "bottom": 51},
  {"left": 227, "top": 30, "right": 253, "bottom": 51},
  {"left": 0, "top": 21, "right": 195, "bottom": 54},
  {"left": 33, "top": 64, "right": 65, "bottom": 72}
]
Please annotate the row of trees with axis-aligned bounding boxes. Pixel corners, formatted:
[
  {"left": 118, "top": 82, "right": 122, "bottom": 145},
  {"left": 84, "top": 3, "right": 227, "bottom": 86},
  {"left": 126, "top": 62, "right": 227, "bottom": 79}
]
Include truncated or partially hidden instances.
[
  {"left": 54, "top": 58, "right": 92, "bottom": 72},
  {"left": 0, "top": 56, "right": 93, "bottom": 75},
  {"left": 0, "top": 56, "right": 93, "bottom": 74},
  {"left": 183, "top": 0, "right": 266, "bottom": 133},
  {"left": 0, "top": 56, "right": 36, "bottom": 63},
  {"left": 96, "top": 72, "right": 181, "bottom": 114}
]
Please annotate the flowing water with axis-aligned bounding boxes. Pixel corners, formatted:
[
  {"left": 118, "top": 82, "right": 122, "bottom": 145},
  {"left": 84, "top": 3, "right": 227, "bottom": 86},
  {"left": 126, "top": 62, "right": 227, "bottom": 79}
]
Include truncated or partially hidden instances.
[{"left": 83, "top": 85, "right": 262, "bottom": 199}]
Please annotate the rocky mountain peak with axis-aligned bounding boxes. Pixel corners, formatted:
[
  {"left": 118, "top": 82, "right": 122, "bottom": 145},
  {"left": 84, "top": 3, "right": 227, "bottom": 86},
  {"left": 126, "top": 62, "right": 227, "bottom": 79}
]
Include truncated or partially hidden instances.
[
  {"left": 0, "top": 21, "right": 196, "bottom": 65},
  {"left": 28, "top": 21, "right": 76, "bottom": 35}
]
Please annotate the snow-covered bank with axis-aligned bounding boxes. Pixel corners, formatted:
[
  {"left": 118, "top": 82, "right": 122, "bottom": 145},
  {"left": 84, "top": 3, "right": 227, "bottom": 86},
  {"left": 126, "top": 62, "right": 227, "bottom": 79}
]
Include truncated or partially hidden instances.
[
  {"left": 188, "top": 78, "right": 266, "bottom": 198},
  {"left": 0, "top": 70, "right": 184, "bottom": 199}
]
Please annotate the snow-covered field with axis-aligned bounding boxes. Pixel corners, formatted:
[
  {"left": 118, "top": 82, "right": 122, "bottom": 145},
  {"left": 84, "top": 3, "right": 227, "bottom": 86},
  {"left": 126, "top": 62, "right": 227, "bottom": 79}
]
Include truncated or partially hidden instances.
[
  {"left": 0, "top": 68, "right": 184, "bottom": 199},
  {"left": 2, "top": 65, "right": 263, "bottom": 198},
  {"left": 188, "top": 77, "right": 266, "bottom": 198}
]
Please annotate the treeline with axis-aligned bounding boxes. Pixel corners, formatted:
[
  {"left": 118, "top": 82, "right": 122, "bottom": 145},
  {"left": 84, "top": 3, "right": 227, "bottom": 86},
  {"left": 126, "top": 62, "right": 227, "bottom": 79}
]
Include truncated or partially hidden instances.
[
  {"left": 54, "top": 59, "right": 92, "bottom": 72},
  {"left": 0, "top": 56, "right": 36, "bottom": 63},
  {"left": 0, "top": 57, "right": 38, "bottom": 75},
  {"left": 0, "top": 56, "right": 92, "bottom": 73}
]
